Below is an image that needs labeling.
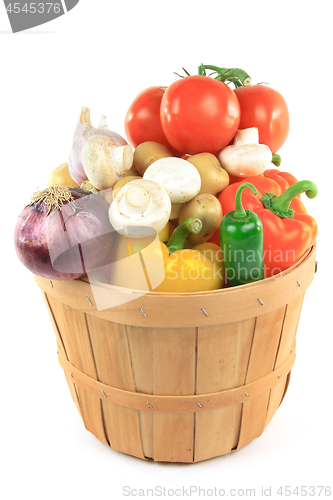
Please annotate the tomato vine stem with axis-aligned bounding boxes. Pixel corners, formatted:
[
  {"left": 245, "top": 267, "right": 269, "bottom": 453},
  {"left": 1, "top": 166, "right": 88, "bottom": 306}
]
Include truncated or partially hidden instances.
[{"left": 198, "top": 65, "right": 251, "bottom": 87}]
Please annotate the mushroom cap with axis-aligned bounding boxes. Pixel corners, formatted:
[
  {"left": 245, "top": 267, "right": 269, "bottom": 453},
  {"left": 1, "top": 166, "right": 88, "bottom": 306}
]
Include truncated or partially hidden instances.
[
  {"left": 218, "top": 143, "right": 272, "bottom": 177},
  {"left": 108, "top": 178, "right": 171, "bottom": 238},
  {"left": 143, "top": 157, "right": 201, "bottom": 203}
]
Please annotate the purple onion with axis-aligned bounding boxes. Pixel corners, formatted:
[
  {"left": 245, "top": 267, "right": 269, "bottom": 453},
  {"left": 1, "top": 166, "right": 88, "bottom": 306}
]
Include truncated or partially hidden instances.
[{"left": 14, "top": 187, "right": 116, "bottom": 280}]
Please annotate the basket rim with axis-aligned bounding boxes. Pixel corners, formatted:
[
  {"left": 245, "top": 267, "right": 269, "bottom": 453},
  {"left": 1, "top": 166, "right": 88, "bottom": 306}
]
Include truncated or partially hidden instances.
[
  {"left": 35, "top": 244, "right": 316, "bottom": 328},
  {"left": 81, "top": 243, "right": 316, "bottom": 298}
]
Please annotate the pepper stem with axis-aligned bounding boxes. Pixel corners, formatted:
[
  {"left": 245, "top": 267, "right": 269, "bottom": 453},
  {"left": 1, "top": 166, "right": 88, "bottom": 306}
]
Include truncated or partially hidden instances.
[
  {"left": 198, "top": 64, "right": 251, "bottom": 86},
  {"left": 233, "top": 183, "right": 259, "bottom": 220},
  {"left": 261, "top": 180, "right": 318, "bottom": 218},
  {"left": 166, "top": 218, "right": 202, "bottom": 254}
]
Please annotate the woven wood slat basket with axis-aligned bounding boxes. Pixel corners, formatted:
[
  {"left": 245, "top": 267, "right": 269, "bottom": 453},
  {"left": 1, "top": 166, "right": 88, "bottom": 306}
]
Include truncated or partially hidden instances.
[{"left": 35, "top": 244, "right": 316, "bottom": 463}]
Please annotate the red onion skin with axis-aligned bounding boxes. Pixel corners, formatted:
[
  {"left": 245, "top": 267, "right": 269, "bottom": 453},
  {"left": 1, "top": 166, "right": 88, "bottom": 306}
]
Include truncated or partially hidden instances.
[
  {"left": 68, "top": 113, "right": 128, "bottom": 186},
  {"left": 14, "top": 188, "right": 116, "bottom": 280}
]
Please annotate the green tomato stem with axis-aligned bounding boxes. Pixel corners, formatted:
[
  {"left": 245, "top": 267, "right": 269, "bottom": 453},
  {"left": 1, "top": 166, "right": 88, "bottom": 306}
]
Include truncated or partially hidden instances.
[{"left": 198, "top": 65, "right": 251, "bottom": 86}]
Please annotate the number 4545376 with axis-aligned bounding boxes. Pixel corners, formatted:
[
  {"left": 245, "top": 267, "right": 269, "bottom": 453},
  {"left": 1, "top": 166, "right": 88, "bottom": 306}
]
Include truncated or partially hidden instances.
[{"left": 6, "top": 3, "right": 61, "bottom": 14}]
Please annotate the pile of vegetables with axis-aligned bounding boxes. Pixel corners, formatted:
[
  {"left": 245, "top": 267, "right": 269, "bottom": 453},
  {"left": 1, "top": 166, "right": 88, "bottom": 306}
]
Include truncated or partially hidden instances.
[{"left": 14, "top": 64, "right": 318, "bottom": 292}]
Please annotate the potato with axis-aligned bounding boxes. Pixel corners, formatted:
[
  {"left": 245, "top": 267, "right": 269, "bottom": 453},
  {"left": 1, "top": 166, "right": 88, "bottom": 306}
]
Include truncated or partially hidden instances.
[
  {"left": 122, "top": 167, "right": 141, "bottom": 178},
  {"left": 47, "top": 163, "right": 79, "bottom": 188},
  {"left": 112, "top": 176, "right": 140, "bottom": 198},
  {"left": 186, "top": 153, "right": 229, "bottom": 195},
  {"left": 179, "top": 193, "right": 223, "bottom": 245},
  {"left": 133, "top": 141, "right": 174, "bottom": 176}
]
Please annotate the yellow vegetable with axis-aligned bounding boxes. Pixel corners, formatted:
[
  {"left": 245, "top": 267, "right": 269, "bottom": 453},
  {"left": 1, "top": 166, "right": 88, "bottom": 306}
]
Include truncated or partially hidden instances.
[
  {"left": 157, "top": 221, "right": 175, "bottom": 243},
  {"left": 47, "top": 163, "right": 79, "bottom": 188},
  {"left": 110, "top": 234, "right": 168, "bottom": 291},
  {"left": 192, "top": 242, "right": 225, "bottom": 286},
  {"left": 154, "top": 248, "right": 223, "bottom": 293},
  {"left": 109, "top": 219, "right": 223, "bottom": 293}
]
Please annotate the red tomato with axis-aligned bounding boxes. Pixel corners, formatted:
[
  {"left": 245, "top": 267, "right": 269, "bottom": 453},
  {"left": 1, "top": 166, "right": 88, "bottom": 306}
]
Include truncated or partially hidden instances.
[
  {"left": 160, "top": 75, "right": 240, "bottom": 155},
  {"left": 124, "top": 86, "right": 175, "bottom": 150},
  {"left": 234, "top": 85, "right": 290, "bottom": 154}
]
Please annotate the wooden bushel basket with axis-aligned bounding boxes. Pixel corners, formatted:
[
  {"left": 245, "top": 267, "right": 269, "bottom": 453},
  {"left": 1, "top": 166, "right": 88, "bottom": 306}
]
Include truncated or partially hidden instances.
[{"left": 35, "top": 244, "right": 316, "bottom": 463}]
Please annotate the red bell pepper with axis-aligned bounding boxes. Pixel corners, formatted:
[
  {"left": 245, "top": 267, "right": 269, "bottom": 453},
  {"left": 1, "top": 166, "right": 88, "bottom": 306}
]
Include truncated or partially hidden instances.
[{"left": 210, "top": 170, "right": 318, "bottom": 277}]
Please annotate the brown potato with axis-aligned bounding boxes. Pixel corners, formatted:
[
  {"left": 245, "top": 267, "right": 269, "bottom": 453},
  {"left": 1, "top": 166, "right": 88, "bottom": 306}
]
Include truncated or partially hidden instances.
[
  {"left": 186, "top": 153, "right": 229, "bottom": 195},
  {"left": 133, "top": 141, "right": 174, "bottom": 176},
  {"left": 47, "top": 163, "right": 79, "bottom": 188},
  {"left": 122, "top": 167, "right": 141, "bottom": 178},
  {"left": 179, "top": 193, "right": 223, "bottom": 245}
]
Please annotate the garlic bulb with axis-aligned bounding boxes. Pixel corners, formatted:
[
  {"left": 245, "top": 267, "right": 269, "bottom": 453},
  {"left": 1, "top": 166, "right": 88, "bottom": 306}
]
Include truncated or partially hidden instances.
[{"left": 68, "top": 106, "right": 128, "bottom": 186}]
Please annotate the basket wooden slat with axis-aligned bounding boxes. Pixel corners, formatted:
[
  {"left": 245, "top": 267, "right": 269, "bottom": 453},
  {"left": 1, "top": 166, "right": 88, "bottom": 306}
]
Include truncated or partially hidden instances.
[
  {"left": 153, "top": 328, "right": 197, "bottom": 462},
  {"left": 194, "top": 319, "right": 255, "bottom": 461},
  {"left": 237, "top": 306, "right": 287, "bottom": 449},
  {"left": 43, "top": 292, "right": 82, "bottom": 418},
  {"left": 36, "top": 245, "right": 316, "bottom": 463},
  {"left": 46, "top": 296, "right": 109, "bottom": 445},
  {"left": 264, "top": 294, "right": 304, "bottom": 428},
  {"left": 85, "top": 316, "right": 145, "bottom": 459},
  {"left": 126, "top": 325, "right": 154, "bottom": 458}
]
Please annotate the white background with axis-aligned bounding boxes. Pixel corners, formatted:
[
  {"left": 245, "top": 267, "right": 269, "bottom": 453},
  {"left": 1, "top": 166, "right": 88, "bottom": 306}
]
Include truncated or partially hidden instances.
[{"left": 1, "top": 1, "right": 332, "bottom": 499}]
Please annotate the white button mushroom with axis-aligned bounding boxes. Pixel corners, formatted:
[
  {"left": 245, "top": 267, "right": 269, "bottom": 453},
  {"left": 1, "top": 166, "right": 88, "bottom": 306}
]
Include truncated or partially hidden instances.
[
  {"left": 108, "top": 178, "right": 171, "bottom": 238},
  {"left": 82, "top": 135, "right": 133, "bottom": 190},
  {"left": 143, "top": 157, "right": 201, "bottom": 204},
  {"left": 218, "top": 128, "right": 272, "bottom": 177}
]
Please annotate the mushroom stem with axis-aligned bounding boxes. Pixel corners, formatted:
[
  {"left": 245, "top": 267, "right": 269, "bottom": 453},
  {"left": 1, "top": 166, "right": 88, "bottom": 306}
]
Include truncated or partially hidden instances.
[
  {"left": 109, "top": 144, "right": 133, "bottom": 176},
  {"left": 233, "top": 127, "right": 259, "bottom": 146},
  {"left": 118, "top": 183, "right": 152, "bottom": 217},
  {"left": 218, "top": 127, "right": 272, "bottom": 177},
  {"left": 109, "top": 179, "right": 171, "bottom": 238}
]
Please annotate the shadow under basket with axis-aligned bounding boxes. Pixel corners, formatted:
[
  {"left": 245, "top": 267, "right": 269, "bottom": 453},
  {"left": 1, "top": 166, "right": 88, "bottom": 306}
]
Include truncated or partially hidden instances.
[{"left": 35, "top": 244, "right": 317, "bottom": 463}]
